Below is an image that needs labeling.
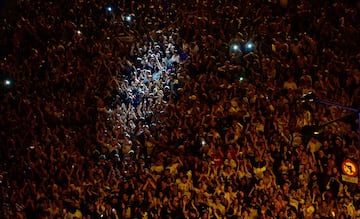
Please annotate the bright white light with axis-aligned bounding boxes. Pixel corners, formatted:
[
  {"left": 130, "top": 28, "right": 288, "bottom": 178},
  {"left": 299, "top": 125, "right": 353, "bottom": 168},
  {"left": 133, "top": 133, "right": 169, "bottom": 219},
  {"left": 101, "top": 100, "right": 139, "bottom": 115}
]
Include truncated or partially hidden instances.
[
  {"left": 76, "top": 30, "right": 81, "bottom": 35},
  {"left": 125, "top": 15, "right": 132, "bottom": 22},
  {"left": 246, "top": 42, "right": 254, "bottom": 50},
  {"left": 232, "top": 44, "right": 239, "bottom": 51},
  {"left": 4, "top": 79, "right": 11, "bottom": 86},
  {"left": 107, "top": 6, "right": 112, "bottom": 12},
  {"left": 239, "top": 76, "right": 244, "bottom": 82}
]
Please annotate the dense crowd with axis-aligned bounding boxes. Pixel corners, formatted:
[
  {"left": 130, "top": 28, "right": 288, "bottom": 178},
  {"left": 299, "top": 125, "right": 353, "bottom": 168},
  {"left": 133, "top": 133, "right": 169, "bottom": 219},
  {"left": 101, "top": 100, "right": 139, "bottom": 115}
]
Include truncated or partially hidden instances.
[{"left": 0, "top": 0, "right": 360, "bottom": 218}]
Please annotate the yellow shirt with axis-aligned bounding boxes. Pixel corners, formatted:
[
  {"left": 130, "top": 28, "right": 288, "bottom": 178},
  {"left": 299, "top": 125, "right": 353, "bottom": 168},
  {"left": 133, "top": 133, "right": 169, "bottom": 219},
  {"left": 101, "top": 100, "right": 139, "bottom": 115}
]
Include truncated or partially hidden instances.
[
  {"left": 178, "top": 181, "right": 190, "bottom": 193},
  {"left": 210, "top": 202, "right": 226, "bottom": 216},
  {"left": 253, "top": 166, "right": 266, "bottom": 179},
  {"left": 307, "top": 138, "right": 322, "bottom": 153},
  {"left": 150, "top": 165, "right": 164, "bottom": 174},
  {"left": 64, "top": 209, "right": 82, "bottom": 219},
  {"left": 167, "top": 163, "right": 180, "bottom": 176}
]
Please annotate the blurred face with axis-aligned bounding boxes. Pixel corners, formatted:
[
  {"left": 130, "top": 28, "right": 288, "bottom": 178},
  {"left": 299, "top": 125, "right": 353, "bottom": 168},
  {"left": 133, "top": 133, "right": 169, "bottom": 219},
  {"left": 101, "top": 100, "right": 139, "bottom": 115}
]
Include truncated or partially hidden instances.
[
  {"left": 173, "top": 198, "right": 179, "bottom": 206},
  {"left": 323, "top": 141, "right": 329, "bottom": 147},
  {"left": 271, "top": 144, "right": 275, "bottom": 150},
  {"left": 123, "top": 193, "right": 129, "bottom": 201},
  {"left": 182, "top": 176, "right": 187, "bottom": 183},
  {"left": 88, "top": 203, "right": 95, "bottom": 211},
  {"left": 227, "top": 152, "right": 232, "bottom": 159},
  {"left": 333, "top": 167, "right": 338, "bottom": 174}
]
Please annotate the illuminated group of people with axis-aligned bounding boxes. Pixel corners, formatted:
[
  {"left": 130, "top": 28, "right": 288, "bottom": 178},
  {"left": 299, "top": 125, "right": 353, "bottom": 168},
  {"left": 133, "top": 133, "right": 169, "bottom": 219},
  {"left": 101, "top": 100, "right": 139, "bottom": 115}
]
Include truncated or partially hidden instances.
[{"left": 0, "top": 0, "right": 359, "bottom": 218}]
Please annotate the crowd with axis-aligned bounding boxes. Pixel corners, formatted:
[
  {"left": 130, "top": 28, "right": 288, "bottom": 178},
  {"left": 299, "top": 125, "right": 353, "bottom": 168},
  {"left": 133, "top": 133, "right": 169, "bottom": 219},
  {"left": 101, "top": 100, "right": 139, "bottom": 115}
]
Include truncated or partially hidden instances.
[{"left": 0, "top": 0, "right": 360, "bottom": 218}]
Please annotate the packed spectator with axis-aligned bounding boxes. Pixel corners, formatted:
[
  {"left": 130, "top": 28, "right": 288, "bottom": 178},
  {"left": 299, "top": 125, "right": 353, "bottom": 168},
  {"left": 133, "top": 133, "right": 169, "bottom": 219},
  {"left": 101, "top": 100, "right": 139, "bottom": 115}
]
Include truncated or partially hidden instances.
[{"left": 0, "top": 0, "right": 360, "bottom": 218}]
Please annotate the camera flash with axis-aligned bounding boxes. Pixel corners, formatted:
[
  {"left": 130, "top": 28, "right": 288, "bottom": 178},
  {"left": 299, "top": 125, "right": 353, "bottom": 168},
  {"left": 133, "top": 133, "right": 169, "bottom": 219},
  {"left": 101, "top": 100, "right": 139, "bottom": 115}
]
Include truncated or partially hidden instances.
[
  {"left": 4, "top": 79, "right": 11, "bottom": 86},
  {"left": 125, "top": 15, "right": 132, "bottom": 22},
  {"left": 246, "top": 42, "right": 254, "bottom": 50}
]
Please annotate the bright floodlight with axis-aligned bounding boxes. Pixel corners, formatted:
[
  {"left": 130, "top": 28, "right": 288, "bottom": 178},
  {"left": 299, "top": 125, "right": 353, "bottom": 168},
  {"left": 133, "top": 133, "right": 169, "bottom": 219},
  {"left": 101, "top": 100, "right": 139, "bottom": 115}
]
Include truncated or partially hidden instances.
[{"left": 107, "top": 6, "right": 112, "bottom": 12}]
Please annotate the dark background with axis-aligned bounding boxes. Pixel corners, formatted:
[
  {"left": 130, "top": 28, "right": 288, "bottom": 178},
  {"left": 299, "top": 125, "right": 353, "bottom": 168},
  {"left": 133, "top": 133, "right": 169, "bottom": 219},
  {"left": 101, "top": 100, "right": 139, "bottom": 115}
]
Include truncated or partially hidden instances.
[{"left": 0, "top": 0, "right": 17, "bottom": 19}]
